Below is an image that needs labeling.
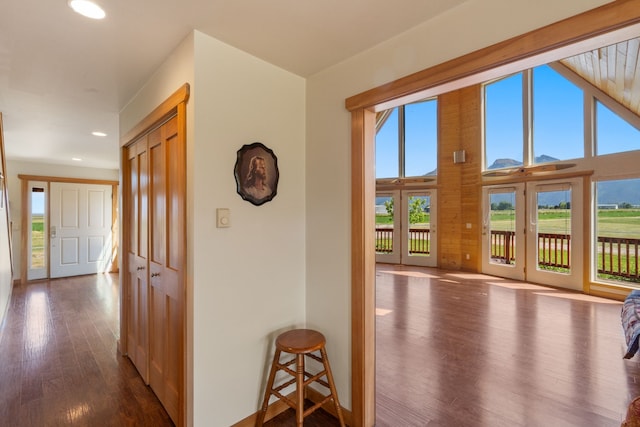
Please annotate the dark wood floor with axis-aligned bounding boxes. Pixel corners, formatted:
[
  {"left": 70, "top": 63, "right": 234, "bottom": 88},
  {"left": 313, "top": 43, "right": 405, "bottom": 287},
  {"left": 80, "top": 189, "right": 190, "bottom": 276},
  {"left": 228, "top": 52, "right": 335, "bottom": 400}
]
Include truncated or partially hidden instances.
[
  {"left": 2, "top": 268, "right": 639, "bottom": 426},
  {"left": 0, "top": 274, "right": 173, "bottom": 427},
  {"left": 375, "top": 264, "right": 640, "bottom": 427}
]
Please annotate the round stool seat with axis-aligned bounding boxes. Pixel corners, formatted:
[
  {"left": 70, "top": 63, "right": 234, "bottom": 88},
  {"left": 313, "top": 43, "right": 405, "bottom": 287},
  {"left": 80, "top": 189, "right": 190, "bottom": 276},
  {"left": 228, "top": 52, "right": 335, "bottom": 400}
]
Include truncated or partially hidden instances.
[
  {"left": 276, "top": 329, "right": 325, "bottom": 354},
  {"left": 256, "top": 328, "right": 345, "bottom": 426}
]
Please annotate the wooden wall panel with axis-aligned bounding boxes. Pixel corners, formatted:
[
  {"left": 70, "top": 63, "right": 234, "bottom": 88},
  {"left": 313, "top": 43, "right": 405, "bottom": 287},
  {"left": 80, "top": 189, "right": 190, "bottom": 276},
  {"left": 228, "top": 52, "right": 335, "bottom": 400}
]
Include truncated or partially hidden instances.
[
  {"left": 436, "top": 86, "right": 482, "bottom": 271},
  {"left": 459, "top": 85, "right": 482, "bottom": 271},
  {"left": 437, "top": 91, "right": 463, "bottom": 269}
]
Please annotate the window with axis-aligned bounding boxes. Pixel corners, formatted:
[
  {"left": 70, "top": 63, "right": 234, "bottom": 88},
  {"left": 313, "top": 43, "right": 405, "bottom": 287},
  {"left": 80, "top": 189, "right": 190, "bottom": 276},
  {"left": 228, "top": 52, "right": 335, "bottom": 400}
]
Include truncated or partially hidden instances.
[
  {"left": 484, "top": 73, "right": 523, "bottom": 170},
  {"left": 596, "top": 101, "right": 640, "bottom": 156},
  {"left": 595, "top": 178, "right": 640, "bottom": 285},
  {"left": 532, "top": 65, "right": 584, "bottom": 163},
  {"left": 484, "top": 63, "right": 640, "bottom": 171},
  {"left": 376, "top": 99, "right": 437, "bottom": 179}
]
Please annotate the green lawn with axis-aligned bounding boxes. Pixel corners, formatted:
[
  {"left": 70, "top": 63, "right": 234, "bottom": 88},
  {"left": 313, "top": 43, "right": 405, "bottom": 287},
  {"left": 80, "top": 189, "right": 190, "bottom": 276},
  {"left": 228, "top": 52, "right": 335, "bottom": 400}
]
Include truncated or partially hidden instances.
[{"left": 31, "top": 214, "right": 45, "bottom": 268}]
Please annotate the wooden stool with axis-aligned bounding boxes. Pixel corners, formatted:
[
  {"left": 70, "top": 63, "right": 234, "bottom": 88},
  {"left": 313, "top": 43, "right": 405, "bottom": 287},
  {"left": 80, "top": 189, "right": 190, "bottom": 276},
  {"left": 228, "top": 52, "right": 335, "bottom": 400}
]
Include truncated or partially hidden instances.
[{"left": 256, "top": 329, "right": 346, "bottom": 427}]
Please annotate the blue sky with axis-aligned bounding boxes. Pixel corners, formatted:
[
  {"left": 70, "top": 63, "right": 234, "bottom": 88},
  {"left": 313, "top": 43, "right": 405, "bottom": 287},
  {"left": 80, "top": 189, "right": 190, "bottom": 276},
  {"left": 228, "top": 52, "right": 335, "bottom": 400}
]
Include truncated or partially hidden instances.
[{"left": 31, "top": 192, "right": 45, "bottom": 215}]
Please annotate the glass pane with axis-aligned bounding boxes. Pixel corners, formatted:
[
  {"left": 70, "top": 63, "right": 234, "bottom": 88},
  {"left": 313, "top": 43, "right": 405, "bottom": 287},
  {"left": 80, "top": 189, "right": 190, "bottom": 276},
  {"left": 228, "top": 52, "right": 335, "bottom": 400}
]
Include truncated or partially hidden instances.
[
  {"left": 375, "top": 107, "right": 399, "bottom": 179},
  {"left": 536, "top": 189, "right": 571, "bottom": 274},
  {"left": 532, "top": 65, "right": 584, "bottom": 162},
  {"left": 375, "top": 195, "right": 395, "bottom": 254},
  {"left": 407, "top": 195, "right": 431, "bottom": 257},
  {"left": 405, "top": 100, "right": 437, "bottom": 177},
  {"left": 31, "top": 188, "right": 45, "bottom": 269},
  {"left": 485, "top": 73, "right": 524, "bottom": 170},
  {"left": 596, "top": 101, "right": 640, "bottom": 156},
  {"left": 595, "top": 179, "right": 640, "bottom": 286},
  {"left": 488, "top": 191, "right": 517, "bottom": 265}
]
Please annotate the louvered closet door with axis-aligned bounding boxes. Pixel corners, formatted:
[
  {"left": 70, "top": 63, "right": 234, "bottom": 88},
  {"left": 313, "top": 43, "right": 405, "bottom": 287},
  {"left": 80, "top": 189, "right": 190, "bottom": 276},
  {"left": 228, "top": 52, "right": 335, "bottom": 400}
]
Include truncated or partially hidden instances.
[
  {"left": 148, "top": 116, "right": 184, "bottom": 423},
  {"left": 126, "top": 135, "right": 150, "bottom": 381}
]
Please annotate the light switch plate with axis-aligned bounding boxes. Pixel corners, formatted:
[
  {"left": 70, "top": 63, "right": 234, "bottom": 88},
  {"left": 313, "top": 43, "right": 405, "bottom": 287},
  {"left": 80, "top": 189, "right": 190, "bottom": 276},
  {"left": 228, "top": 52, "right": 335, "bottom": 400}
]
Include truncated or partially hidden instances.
[{"left": 216, "top": 208, "right": 231, "bottom": 228}]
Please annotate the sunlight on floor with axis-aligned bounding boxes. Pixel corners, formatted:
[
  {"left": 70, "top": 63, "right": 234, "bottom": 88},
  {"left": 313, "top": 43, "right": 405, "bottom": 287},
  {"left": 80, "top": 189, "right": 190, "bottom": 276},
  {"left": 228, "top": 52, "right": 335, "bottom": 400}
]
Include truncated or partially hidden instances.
[
  {"left": 445, "top": 272, "right": 496, "bottom": 280},
  {"left": 25, "top": 290, "right": 50, "bottom": 356},
  {"left": 534, "top": 291, "right": 621, "bottom": 304},
  {"left": 378, "top": 270, "right": 440, "bottom": 279},
  {"left": 376, "top": 308, "right": 393, "bottom": 316},
  {"left": 488, "top": 281, "right": 552, "bottom": 291}
]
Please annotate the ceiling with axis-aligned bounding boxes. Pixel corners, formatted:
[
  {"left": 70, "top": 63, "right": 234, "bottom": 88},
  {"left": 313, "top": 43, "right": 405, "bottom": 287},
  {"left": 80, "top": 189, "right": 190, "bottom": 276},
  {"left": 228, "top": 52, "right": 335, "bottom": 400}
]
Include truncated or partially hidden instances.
[
  {"left": 0, "top": 0, "right": 468, "bottom": 170},
  {"left": 561, "top": 38, "right": 640, "bottom": 118}
]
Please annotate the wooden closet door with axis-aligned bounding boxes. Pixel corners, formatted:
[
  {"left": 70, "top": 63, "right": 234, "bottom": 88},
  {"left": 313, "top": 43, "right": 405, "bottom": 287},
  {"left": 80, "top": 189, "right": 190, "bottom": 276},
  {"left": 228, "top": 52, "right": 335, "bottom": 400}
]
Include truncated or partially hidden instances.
[
  {"left": 148, "top": 116, "right": 184, "bottom": 423},
  {"left": 126, "top": 136, "right": 150, "bottom": 381}
]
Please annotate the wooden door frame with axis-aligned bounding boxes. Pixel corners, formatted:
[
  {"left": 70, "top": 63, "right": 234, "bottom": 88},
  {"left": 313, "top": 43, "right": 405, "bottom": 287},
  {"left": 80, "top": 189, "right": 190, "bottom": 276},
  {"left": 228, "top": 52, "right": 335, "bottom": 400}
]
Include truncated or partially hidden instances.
[
  {"left": 18, "top": 174, "right": 118, "bottom": 285},
  {"left": 119, "top": 83, "right": 189, "bottom": 427},
  {"left": 345, "top": 2, "right": 640, "bottom": 425}
]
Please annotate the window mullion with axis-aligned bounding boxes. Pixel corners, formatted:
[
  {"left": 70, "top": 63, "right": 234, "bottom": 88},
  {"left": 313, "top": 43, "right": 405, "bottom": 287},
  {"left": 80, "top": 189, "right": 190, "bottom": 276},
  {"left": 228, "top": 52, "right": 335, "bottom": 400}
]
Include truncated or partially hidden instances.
[
  {"left": 398, "top": 105, "right": 405, "bottom": 178},
  {"left": 523, "top": 69, "right": 533, "bottom": 166},
  {"left": 585, "top": 93, "right": 594, "bottom": 158}
]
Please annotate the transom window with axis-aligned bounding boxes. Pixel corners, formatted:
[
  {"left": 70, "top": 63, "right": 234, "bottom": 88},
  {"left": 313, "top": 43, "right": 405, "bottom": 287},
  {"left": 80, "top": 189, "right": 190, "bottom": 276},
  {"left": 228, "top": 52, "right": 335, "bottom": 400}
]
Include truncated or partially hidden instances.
[{"left": 484, "top": 63, "right": 640, "bottom": 171}]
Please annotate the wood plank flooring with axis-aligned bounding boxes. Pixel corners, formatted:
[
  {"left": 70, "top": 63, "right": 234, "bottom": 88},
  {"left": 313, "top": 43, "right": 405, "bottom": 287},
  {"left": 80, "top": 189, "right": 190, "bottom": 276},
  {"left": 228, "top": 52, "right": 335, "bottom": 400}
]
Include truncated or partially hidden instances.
[
  {"left": 0, "top": 274, "right": 173, "bottom": 427},
  {"left": 375, "top": 264, "right": 640, "bottom": 427},
  {"left": 2, "top": 267, "right": 639, "bottom": 426}
]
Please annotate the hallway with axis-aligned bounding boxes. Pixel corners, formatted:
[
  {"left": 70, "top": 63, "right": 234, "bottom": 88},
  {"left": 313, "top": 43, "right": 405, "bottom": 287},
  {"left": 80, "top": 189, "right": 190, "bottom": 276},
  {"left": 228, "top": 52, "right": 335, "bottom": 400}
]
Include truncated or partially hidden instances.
[{"left": 0, "top": 274, "right": 173, "bottom": 426}]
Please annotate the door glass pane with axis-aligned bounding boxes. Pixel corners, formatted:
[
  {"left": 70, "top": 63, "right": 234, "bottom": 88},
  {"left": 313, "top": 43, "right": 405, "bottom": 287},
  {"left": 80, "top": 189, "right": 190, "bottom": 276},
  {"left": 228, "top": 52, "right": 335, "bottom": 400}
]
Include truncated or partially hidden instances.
[
  {"left": 488, "top": 190, "right": 517, "bottom": 265},
  {"left": 536, "top": 188, "right": 571, "bottom": 274},
  {"left": 532, "top": 65, "right": 584, "bottom": 163},
  {"left": 407, "top": 195, "right": 431, "bottom": 257},
  {"left": 376, "top": 194, "right": 395, "bottom": 254},
  {"left": 31, "top": 188, "right": 45, "bottom": 269},
  {"left": 375, "top": 108, "right": 399, "bottom": 179},
  {"left": 595, "top": 179, "right": 640, "bottom": 286},
  {"left": 485, "top": 73, "right": 524, "bottom": 170},
  {"left": 405, "top": 100, "right": 437, "bottom": 177}
]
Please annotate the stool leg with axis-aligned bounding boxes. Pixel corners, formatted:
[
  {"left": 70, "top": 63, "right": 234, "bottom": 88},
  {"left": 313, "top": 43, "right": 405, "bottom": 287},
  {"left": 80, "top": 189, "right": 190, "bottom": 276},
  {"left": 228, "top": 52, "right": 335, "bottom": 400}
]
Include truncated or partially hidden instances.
[
  {"left": 296, "top": 353, "right": 305, "bottom": 427},
  {"left": 256, "top": 349, "right": 281, "bottom": 427},
  {"left": 321, "top": 347, "right": 346, "bottom": 427}
]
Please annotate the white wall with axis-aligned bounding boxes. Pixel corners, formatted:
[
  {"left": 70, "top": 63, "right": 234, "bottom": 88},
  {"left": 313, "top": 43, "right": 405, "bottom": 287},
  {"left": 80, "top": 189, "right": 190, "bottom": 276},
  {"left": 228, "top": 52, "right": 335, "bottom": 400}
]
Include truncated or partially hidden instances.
[
  {"left": 0, "top": 176, "right": 12, "bottom": 328},
  {"left": 120, "top": 30, "right": 306, "bottom": 426},
  {"left": 304, "top": 0, "right": 613, "bottom": 410},
  {"left": 4, "top": 160, "right": 118, "bottom": 281}
]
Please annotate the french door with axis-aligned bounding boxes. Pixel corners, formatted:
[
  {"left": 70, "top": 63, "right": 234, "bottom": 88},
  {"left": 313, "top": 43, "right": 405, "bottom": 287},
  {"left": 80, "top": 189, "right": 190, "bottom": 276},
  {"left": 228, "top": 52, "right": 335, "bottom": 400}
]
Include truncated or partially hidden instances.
[
  {"left": 482, "top": 178, "right": 583, "bottom": 290},
  {"left": 375, "top": 189, "right": 437, "bottom": 266}
]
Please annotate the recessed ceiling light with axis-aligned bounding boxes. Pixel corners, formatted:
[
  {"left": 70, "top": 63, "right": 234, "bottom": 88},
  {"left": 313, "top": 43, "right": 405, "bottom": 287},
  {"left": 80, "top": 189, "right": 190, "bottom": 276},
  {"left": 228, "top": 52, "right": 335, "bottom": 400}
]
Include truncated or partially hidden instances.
[
  {"left": 68, "top": 0, "right": 106, "bottom": 20},
  {"left": 92, "top": 131, "right": 107, "bottom": 137},
  {"left": 72, "top": 158, "right": 83, "bottom": 162}
]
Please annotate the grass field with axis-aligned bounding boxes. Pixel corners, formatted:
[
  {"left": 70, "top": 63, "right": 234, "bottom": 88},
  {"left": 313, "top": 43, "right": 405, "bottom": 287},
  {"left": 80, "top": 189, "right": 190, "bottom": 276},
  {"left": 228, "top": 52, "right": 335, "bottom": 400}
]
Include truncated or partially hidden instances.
[
  {"left": 377, "top": 209, "right": 640, "bottom": 237},
  {"left": 31, "top": 214, "right": 45, "bottom": 268}
]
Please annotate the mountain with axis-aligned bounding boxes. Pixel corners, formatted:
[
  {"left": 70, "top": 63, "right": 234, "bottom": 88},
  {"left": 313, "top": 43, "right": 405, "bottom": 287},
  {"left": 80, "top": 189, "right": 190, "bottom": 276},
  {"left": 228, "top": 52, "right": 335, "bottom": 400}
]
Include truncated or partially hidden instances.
[{"left": 488, "top": 155, "right": 558, "bottom": 170}]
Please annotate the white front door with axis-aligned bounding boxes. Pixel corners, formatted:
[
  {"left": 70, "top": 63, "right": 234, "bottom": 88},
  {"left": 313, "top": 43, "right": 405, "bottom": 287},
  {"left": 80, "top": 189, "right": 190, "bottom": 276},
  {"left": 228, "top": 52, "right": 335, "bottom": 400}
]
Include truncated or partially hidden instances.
[{"left": 49, "top": 182, "right": 113, "bottom": 278}]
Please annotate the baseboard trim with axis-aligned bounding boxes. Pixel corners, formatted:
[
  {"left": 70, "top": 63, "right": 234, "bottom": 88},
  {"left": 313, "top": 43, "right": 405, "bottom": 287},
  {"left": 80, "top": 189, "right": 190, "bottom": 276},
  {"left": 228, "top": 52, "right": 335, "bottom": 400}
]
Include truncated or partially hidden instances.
[{"left": 232, "top": 388, "right": 352, "bottom": 427}]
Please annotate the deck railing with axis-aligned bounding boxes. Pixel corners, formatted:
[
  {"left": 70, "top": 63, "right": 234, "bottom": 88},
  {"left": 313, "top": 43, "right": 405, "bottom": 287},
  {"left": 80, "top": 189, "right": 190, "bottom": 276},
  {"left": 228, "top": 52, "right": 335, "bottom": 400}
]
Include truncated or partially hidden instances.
[
  {"left": 377, "top": 227, "right": 639, "bottom": 281},
  {"left": 597, "top": 236, "right": 640, "bottom": 280},
  {"left": 375, "top": 228, "right": 431, "bottom": 255}
]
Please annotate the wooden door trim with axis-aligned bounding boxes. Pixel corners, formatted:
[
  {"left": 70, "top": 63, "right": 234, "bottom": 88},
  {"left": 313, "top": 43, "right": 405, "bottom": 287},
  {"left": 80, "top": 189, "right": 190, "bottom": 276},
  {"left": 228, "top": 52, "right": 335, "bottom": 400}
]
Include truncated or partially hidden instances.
[
  {"left": 345, "top": 0, "right": 640, "bottom": 112},
  {"left": 120, "top": 83, "right": 190, "bottom": 147},
  {"left": 120, "top": 83, "right": 189, "bottom": 427},
  {"left": 18, "top": 175, "right": 119, "bottom": 284},
  {"left": 347, "top": 2, "right": 640, "bottom": 425}
]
